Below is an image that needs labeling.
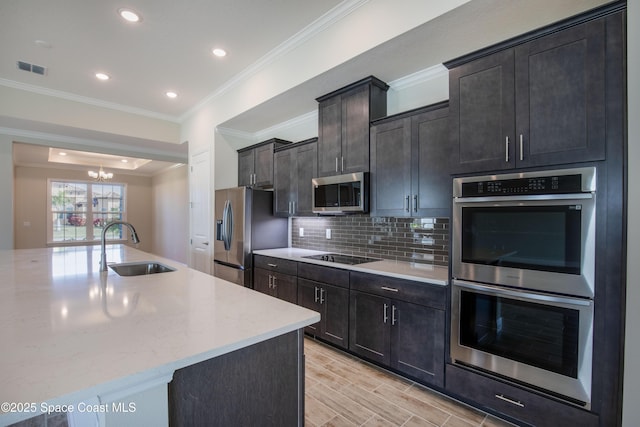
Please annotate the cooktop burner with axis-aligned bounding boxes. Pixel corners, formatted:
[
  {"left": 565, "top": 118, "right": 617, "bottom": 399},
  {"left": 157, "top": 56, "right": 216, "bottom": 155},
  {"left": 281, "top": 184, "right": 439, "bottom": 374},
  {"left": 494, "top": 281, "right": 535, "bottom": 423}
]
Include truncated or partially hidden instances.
[{"left": 302, "top": 253, "right": 380, "bottom": 265}]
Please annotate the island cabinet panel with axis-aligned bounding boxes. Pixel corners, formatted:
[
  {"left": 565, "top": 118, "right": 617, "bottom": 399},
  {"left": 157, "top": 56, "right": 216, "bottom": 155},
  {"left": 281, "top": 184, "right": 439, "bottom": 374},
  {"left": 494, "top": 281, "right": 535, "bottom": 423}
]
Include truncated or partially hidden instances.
[
  {"left": 349, "top": 272, "right": 446, "bottom": 387},
  {"left": 317, "top": 76, "right": 388, "bottom": 177},
  {"left": 237, "top": 138, "right": 291, "bottom": 188},
  {"left": 446, "top": 364, "right": 599, "bottom": 427},
  {"left": 274, "top": 138, "right": 317, "bottom": 217},
  {"left": 169, "top": 330, "right": 304, "bottom": 427},
  {"left": 297, "top": 263, "right": 350, "bottom": 348},
  {"left": 370, "top": 103, "right": 451, "bottom": 218},
  {"left": 253, "top": 255, "right": 298, "bottom": 303},
  {"left": 447, "top": 13, "right": 610, "bottom": 174}
]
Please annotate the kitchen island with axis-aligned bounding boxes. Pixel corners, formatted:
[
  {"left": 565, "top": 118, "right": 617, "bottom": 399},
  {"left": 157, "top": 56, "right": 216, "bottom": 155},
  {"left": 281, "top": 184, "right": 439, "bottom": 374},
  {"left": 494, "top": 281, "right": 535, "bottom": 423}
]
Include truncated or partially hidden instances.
[{"left": 0, "top": 245, "right": 319, "bottom": 427}]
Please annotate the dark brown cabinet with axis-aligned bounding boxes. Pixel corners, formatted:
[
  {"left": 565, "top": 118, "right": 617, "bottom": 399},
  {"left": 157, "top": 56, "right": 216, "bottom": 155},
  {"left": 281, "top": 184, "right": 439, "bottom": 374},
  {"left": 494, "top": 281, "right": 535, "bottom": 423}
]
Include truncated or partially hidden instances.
[
  {"left": 370, "top": 102, "right": 451, "bottom": 217},
  {"left": 273, "top": 138, "right": 317, "bottom": 217},
  {"left": 297, "top": 263, "right": 349, "bottom": 349},
  {"left": 349, "top": 272, "right": 446, "bottom": 387},
  {"left": 317, "top": 76, "right": 388, "bottom": 177},
  {"left": 238, "top": 138, "right": 291, "bottom": 188},
  {"left": 447, "top": 15, "right": 609, "bottom": 174},
  {"left": 253, "top": 255, "right": 297, "bottom": 304}
]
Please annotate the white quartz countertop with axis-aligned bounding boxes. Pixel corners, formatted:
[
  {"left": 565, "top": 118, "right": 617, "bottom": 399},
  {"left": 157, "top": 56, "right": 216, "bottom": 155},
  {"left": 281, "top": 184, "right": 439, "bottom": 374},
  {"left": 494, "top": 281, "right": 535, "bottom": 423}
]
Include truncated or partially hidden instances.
[
  {"left": 0, "top": 245, "right": 319, "bottom": 425},
  {"left": 253, "top": 248, "right": 449, "bottom": 286}
]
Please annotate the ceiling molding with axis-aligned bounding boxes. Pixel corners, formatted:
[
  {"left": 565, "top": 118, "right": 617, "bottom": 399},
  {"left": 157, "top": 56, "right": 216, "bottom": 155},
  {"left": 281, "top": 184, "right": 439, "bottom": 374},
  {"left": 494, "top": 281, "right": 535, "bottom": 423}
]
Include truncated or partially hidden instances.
[
  {"left": 387, "top": 64, "right": 448, "bottom": 91},
  {"left": 1, "top": 126, "right": 187, "bottom": 163},
  {"left": 180, "top": 0, "right": 370, "bottom": 122},
  {"left": 0, "top": 78, "right": 181, "bottom": 123},
  {"left": 215, "top": 127, "right": 256, "bottom": 142},
  {"left": 254, "top": 110, "right": 317, "bottom": 142}
]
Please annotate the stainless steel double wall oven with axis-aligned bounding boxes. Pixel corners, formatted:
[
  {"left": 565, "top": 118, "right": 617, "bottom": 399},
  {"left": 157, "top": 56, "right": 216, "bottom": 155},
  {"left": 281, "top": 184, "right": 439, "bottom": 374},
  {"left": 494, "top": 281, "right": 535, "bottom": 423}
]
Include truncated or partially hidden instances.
[{"left": 450, "top": 167, "right": 596, "bottom": 407}]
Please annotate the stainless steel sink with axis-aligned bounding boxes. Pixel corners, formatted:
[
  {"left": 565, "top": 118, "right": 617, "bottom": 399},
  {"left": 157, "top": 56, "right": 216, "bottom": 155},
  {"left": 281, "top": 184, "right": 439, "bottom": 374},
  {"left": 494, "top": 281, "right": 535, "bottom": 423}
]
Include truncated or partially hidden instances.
[{"left": 108, "top": 261, "right": 176, "bottom": 276}]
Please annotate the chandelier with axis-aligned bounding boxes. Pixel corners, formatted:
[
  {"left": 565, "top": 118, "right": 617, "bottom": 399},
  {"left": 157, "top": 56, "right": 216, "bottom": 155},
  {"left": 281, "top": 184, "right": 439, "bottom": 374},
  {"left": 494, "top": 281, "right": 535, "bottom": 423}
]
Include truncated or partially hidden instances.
[{"left": 88, "top": 166, "right": 113, "bottom": 182}]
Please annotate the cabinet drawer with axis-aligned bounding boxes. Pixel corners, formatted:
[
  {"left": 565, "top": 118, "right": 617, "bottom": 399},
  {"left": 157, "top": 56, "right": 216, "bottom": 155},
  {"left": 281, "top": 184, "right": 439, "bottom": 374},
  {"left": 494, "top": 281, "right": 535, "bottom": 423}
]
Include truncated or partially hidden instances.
[
  {"left": 350, "top": 271, "right": 445, "bottom": 309},
  {"left": 445, "top": 364, "right": 598, "bottom": 427},
  {"left": 254, "top": 255, "right": 297, "bottom": 276},
  {"left": 297, "top": 263, "right": 349, "bottom": 288}
]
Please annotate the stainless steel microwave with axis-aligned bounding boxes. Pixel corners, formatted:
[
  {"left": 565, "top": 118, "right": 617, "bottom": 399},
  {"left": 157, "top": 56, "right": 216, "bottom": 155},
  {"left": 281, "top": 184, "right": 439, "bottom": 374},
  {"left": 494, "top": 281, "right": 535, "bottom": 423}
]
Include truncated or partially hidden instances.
[{"left": 312, "top": 172, "right": 369, "bottom": 214}]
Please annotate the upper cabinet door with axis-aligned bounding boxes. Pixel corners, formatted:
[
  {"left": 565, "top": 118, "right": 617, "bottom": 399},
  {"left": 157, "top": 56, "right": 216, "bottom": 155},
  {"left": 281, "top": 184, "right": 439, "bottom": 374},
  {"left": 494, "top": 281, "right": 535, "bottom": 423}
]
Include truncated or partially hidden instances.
[
  {"left": 238, "top": 149, "right": 255, "bottom": 187},
  {"left": 449, "top": 49, "right": 516, "bottom": 174},
  {"left": 317, "top": 96, "right": 343, "bottom": 177},
  {"left": 412, "top": 107, "right": 452, "bottom": 218},
  {"left": 341, "top": 85, "right": 371, "bottom": 174},
  {"left": 295, "top": 141, "right": 318, "bottom": 216},
  {"left": 370, "top": 117, "right": 412, "bottom": 217},
  {"left": 273, "top": 148, "right": 294, "bottom": 217},
  {"left": 514, "top": 19, "right": 606, "bottom": 167},
  {"left": 254, "top": 143, "right": 275, "bottom": 188}
]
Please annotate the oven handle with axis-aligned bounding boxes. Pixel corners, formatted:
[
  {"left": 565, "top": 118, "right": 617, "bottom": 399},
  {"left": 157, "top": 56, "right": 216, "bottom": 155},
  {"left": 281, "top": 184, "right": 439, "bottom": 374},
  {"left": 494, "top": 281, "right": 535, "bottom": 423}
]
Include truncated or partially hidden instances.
[
  {"left": 453, "top": 193, "right": 593, "bottom": 203},
  {"left": 452, "top": 279, "right": 592, "bottom": 306}
]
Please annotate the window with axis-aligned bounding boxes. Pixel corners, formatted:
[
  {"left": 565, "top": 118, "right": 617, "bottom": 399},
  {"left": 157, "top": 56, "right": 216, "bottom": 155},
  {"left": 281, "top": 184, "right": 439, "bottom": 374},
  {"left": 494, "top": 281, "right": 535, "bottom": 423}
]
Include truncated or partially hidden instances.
[{"left": 49, "top": 180, "right": 126, "bottom": 244}]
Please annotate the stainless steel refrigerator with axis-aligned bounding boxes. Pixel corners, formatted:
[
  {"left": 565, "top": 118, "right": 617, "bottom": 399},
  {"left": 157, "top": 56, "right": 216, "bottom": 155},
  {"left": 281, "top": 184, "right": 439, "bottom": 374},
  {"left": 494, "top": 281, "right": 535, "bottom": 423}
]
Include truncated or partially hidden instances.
[{"left": 214, "top": 187, "right": 288, "bottom": 287}]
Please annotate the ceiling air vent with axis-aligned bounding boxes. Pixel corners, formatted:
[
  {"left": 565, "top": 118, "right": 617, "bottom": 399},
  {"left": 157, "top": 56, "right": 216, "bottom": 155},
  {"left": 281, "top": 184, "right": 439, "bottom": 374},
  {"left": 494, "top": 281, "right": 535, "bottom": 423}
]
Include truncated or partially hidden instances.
[{"left": 17, "top": 61, "right": 47, "bottom": 76}]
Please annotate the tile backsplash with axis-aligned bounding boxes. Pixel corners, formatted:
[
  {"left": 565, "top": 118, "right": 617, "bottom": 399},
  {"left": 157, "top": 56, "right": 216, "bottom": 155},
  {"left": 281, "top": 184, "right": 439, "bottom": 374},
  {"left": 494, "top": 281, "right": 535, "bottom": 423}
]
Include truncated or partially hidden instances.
[{"left": 291, "top": 216, "right": 449, "bottom": 266}]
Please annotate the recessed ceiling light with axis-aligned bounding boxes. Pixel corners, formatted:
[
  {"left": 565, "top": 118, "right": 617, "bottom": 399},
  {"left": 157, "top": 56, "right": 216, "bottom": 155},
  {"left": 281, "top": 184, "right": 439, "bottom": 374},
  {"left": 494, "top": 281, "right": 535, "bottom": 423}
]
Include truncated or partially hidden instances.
[
  {"left": 34, "top": 40, "right": 52, "bottom": 49},
  {"left": 212, "top": 48, "right": 227, "bottom": 57},
  {"left": 166, "top": 91, "right": 178, "bottom": 99},
  {"left": 59, "top": 152, "right": 67, "bottom": 156},
  {"left": 118, "top": 8, "right": 141, "bottom": 23},
  {"left": 95, "top": 72, "right": 110, "bottom": 81},
  {"left": 121, "top": 159, "right": 129, "bottom": 163}
]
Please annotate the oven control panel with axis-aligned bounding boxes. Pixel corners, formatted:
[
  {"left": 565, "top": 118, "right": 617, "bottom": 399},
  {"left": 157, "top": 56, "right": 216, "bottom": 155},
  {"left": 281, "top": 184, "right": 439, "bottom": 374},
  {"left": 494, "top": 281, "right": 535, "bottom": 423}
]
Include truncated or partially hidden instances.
[{"left": 461, "top": 174, "right": 584, "bottom": 197}]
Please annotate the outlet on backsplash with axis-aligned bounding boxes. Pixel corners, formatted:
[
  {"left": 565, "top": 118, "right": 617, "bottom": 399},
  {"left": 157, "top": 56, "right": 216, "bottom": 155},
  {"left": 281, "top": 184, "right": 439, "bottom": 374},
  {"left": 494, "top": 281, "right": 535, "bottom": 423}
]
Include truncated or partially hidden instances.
[{"left": 291, "top": 216, "right": 449, "bottom": 266}]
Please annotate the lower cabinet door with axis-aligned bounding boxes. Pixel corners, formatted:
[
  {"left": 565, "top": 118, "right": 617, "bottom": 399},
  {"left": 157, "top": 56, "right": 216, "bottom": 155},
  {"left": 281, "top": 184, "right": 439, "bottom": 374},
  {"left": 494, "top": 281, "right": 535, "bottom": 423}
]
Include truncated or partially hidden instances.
[
  {"left": 321, "top": 283, "right": 349, "bottom": 349},
  {"left": 297, "top": 278, "right": 321, "bottom": 335},
  {"left": 390, "top": 301, "right": 445, "bottom": 387},
  {"left": 273, "top": 273, "right": 297, "bottom": 304},
  {"left": 349, "top": 290, "right": 390, "bottom": 365},
  {"left": 253, "top": 268, "right": 275, "bottom": 297}
]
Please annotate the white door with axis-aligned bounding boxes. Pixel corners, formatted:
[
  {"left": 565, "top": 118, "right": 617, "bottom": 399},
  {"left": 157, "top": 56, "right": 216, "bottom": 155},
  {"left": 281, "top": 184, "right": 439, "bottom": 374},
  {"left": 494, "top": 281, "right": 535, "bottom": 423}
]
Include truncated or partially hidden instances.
[{"left": 189, "top": 150, "right": 211, "bottom": 274}]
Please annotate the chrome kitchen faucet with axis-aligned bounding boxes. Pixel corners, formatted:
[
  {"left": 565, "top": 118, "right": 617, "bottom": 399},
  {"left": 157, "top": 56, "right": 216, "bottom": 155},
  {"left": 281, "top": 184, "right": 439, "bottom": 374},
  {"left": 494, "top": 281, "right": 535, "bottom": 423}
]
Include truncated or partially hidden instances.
[{"left": 100, "top": 221, "right": 141, "bottom": 271}]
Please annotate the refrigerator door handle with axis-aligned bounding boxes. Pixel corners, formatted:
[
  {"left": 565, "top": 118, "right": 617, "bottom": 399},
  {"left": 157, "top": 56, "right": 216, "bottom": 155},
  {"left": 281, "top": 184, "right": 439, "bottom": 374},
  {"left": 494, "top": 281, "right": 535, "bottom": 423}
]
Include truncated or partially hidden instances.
[{"left": 222, "top": 199, "right": 233, "bottom": 251}]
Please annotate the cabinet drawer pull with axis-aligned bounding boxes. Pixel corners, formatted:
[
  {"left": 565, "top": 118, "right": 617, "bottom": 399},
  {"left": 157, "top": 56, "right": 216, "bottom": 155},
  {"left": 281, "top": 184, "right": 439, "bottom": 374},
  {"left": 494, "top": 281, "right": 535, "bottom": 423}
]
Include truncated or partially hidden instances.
[
  {"left": 495, "top": 394, "right": 525, "bottom": 408},
  {"left": 381, "top": 286, "right": 399, "bottom": 292},
  {"left": 267, "top": 263, "right": 278, "bottom": 268},
  {"left": 519, "top": 134, "right": 524, "bottom": 161},
  {"left": 505, "top": 136, "right": 510, "bottom": 162}
]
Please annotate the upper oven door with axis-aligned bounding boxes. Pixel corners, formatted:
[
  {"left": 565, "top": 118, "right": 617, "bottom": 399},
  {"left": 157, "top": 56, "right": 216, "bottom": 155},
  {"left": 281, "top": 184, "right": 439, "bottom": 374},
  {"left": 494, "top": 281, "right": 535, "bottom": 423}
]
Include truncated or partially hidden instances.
[{"left": 452, "top": 193, "right": 595, "bottom": 298}]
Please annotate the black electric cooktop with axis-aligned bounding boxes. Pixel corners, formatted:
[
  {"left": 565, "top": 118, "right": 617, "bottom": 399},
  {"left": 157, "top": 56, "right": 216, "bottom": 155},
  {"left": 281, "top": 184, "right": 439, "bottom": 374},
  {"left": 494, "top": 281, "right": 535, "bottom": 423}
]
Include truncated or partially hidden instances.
[{"left": 302, "top": 253, "right": 380, "bottom": 265}]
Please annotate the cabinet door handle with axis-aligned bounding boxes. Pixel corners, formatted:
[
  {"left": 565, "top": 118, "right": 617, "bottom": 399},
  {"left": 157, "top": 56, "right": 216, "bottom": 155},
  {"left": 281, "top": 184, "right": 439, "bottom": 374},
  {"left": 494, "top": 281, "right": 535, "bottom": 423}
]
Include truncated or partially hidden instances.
[
  {"left": 335, "top": 157, "right": 339, "bottom": 173},
  {"left": 405, "top": 195, "right": 410, "bottom": 212},
  {"left": 319, "top": 288, "right": 325, "bottom": 304},
  {"left": 268, "top": 274, "right": 273, "bottom": 288},
  {"left": 495, "top": 394, "right": 525, "bottom": 408},
  {"left": 381, "top": 286, "right": 399, "bottom": 292},
  {"left": 519, "top": 134, "right": 524, "bottom": 161},
  {"left": 272, "top": 276, "right": 277, "bottom": 289},
  {"left": 292, "top": 201, "right": 296, "bottom": 215},
  {"left": 341, "top": 156, "right": 344, "bottom": 172},
  {"left": 413, "top": 195, "right": 418, "bottom": 212},
  {"left": 505, "top": 136, "right": 510, "bottom": 163},
  {"left": 314, "top": 286, "right": 319, "bottom": 303},
  {"left": 383, "top": 303, "right": 389, "bottom": 324},
  {"left": 391, "top": 305, "right": 397, "bottom": 326}
]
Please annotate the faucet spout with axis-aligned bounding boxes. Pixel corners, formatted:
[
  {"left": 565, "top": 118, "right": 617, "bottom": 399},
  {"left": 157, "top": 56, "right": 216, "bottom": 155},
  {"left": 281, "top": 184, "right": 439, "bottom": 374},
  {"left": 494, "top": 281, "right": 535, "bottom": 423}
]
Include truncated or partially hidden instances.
[{"left": 100, "top": 221, "right": 141, "bottom": 272}]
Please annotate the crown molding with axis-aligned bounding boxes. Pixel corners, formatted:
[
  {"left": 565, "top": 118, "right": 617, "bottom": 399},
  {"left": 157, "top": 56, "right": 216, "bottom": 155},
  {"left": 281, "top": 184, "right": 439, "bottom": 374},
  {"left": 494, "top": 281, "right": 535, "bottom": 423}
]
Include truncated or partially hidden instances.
[
  {"left": 254, "top": 110, "right": 317, "bottom": 142},
  {"left": 181, "top": 0, "right": 370, "bottom": 122},
  {"left": 388, "top": 64, "right": 448, "bottom": 92},
  {"left": 0, "top": 78, "right": 181, "bottom": 123},
  {"left": 215, "top": 127, "right": 256, "bottom": 142}
]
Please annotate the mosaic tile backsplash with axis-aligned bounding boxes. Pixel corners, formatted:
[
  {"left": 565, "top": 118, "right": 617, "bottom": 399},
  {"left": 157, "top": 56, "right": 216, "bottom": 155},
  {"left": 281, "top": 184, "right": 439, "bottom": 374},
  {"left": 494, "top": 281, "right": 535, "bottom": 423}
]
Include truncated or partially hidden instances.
[{"left": 291, "top": 216, "right": 449, "bottom": 266}]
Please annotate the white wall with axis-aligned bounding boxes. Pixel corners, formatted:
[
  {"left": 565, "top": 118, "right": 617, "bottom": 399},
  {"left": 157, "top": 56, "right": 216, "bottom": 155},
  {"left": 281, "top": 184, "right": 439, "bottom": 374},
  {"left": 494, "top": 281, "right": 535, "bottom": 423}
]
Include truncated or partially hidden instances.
[
  {"left": 623, "top": 0, "right": 639, "bottom": 425},
  {"left": 151, "top": 165, "right": 188, "bottom": 263},
  {"left": 0, "top": 136, "right": 14, "bottom": 250}
]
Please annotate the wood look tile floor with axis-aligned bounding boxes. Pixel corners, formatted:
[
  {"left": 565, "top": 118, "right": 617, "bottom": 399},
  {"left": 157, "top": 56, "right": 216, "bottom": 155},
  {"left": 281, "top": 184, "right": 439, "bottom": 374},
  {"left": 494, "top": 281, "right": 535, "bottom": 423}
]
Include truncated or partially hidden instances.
[{"left": 304, "top": 337, "right": 515, "bottom": 427}]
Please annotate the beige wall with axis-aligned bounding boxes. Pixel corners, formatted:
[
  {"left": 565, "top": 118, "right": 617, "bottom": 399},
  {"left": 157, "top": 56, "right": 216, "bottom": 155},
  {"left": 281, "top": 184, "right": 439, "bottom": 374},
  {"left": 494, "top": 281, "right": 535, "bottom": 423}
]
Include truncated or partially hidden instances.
[
  {"left": 14, "top": 165, "right": 153, "bottom": 252},
  {"left": 151, "top": 165, "right": 188, "bottom": 264}
]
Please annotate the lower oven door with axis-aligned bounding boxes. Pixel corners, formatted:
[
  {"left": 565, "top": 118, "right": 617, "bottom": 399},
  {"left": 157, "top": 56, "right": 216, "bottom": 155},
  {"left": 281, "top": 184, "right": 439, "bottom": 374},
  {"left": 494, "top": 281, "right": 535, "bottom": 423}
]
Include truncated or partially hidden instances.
[{"left": 450, "top": 279, "right": 593, "bottom": 407}]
